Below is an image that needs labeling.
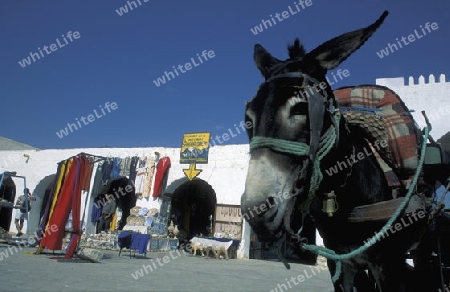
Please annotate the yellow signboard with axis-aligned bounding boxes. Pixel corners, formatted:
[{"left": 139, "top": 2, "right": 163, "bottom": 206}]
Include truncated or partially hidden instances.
[{"left": 180, "top": 132, "right": 210, "bottom": 164}]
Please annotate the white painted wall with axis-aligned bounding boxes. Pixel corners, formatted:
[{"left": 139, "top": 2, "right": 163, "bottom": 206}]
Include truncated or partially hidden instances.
[
  {"left": 376, "top": 73, "right": 450, "bottom": 140},
  {"left": 0, "top": 144, "right": 321, "bottom": 257},
  {"left": 0, "top": 145, "right": 255, "bottom": 257}
]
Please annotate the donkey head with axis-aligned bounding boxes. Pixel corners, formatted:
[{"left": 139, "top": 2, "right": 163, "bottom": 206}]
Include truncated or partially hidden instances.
[{"left": 241, "top": 11, "right": 389, "bottom": 241}]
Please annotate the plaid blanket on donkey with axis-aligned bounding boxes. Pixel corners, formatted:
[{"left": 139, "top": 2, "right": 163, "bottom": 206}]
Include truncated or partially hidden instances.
[{"left": 333, "top": 85, "right": 423, "bottom": 192}]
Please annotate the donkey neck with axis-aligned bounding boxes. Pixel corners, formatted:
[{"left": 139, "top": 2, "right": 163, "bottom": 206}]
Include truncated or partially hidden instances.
[{"left": 318, "top": 119, "right": 390, "bottom": 208}]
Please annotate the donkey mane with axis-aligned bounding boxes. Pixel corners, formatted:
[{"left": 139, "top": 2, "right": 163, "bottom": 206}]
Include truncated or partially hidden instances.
[{"left": 287, "top": 38, "right": 306, "bottom": 59}]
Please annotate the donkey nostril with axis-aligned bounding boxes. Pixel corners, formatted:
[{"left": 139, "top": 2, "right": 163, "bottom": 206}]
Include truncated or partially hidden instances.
[
  {"left": 256, "top": 198, "right": 275, "bottom": 217},
  {"left": 267, "top": 197, "right": 276, "bottom": 206},
  {"left": 259, "top": 197, "right": 278, "bottom": 222},
  {"left": 266, "top": 208, "right": 277, "bottom": 222}
]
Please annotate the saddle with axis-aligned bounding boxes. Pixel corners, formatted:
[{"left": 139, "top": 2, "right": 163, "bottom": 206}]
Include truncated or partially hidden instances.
[
  {"left": 333, "top": 85, "right": 433, "bottom": 222},
  {"left": 334, "top": 85, "right": 423, "bottom": 194}
]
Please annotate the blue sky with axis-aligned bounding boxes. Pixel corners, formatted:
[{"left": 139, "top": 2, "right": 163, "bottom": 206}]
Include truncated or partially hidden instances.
[{"left": 0, "top": 0, "right": 449, "bottom": 150}]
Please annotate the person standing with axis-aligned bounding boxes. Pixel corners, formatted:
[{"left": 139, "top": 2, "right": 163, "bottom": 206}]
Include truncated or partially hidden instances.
[
  {"left": 98, "top": 194, "right": 116, "bottom": 232},
  {"left": 14, "top": 191, "right": 32, "bottom": 237}
]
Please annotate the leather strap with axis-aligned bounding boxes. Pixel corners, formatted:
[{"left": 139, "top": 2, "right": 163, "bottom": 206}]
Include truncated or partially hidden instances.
[{"left": 348, "top": 193, "right": 426, "bottom": 223}]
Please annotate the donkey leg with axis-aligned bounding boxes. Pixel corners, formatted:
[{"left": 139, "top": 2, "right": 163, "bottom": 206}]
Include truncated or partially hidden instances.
[
  {"left": 353, "top": 270, "right": 376, "bottom": 292},
  {"left": 371, "top": 258, "right": 408, "bottom": 292},
  {"left": 341, "top": 263, "right": 357, "bottom": 292}
]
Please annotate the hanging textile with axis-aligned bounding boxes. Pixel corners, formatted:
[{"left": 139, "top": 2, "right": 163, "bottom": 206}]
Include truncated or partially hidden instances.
[
  {"left": 142, "top": 156, "right": 156, "bottom": 199},
  {"left": 110, "top": 211, "right": 117, "bottom": 231},
  {"left": 38, "top": 155, "right": 91, "bottom": 251},
  {"left": 32, "top": 153, "right": 106, "bottom": 256},
  {"left": 34, "top": 159, "right": 69, "bottom": 251},
  {"left": 91, "top": 162, "right": 104, "bottom": 199},
  {"left": 86, "top": 164, "right": 103, "bottom": 236},
  {"left": 101, "top": 158, "right": 113, "bottom": 186},
  {"left": 40, "top": 157, "right": 79, "bottom": 250},
  {"left": 65, "top": 155, "right": 89, "bottom": 259},
  {"left": 119, "top": 156, "right": 131, "bottom": 177},
  {"left": 110, "top": 157, "right": 122, "bottom": 179},
  {"left": 91, "top": 198, "right": 102, "bottom": 223},
  {"left": 152, "top": 157, "right": 171, "bottom": 198},
  {"left": 128, "top": 156, "right": 139, "bottom": 183},
  {"left": 81, "top": 157, "right": 94, "bottom": 192},
  {"left": 134, "top": 157, "right": 147, "bottom": 196}
]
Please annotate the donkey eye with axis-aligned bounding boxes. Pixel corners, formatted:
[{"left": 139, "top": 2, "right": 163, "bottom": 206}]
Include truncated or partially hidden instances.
[
  {"left": 290, "top": 102, "right": 308, "bottom": 116},
  {"left": 245, "top": 114, "right": 254, "bottom": 138}
]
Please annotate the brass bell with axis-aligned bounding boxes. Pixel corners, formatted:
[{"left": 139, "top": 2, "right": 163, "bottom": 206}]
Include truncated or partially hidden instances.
[{"left": 322, "top": 191, "right": 338, "bottom": 217}]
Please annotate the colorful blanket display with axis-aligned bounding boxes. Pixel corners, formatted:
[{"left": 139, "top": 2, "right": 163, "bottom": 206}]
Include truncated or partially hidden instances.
[{"left": 334, "top": 85, "right": 423, "bottom": 191}]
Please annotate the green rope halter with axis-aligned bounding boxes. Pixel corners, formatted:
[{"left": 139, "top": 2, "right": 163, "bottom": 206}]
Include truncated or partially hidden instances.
[{"left": 249, "top": 113, "right": 340, "bottom": 213}]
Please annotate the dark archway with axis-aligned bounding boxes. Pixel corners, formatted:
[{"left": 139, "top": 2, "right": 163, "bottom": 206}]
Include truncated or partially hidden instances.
[
  {"left": 29, "top": 174, "right": 56, "bottom": 235},
  {"left": 0, "top": 177, "right": 16, "bottom": 231},
  {"left": 169, "top": 179, "right": 216, "bottom": 240},
  {"left": 101, "top": 177, "right": 136, "bottom": 231}
]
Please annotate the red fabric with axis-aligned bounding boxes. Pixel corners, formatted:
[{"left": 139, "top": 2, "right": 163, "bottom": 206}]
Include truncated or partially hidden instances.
[
  {"left": 152, "top": 157, "right": 171, "bottom": 197},
  {"left": 40, "top": 155, "right": 89, "bottom": 256},
  {"left": 81, "top": 157, "right": 94, "bottom": 191},
  {"left": 40, "top": 157, "right": 79, "bottom": 250},
  {"left": 65, "top": 155, "right": 88, "bottom": 259}
]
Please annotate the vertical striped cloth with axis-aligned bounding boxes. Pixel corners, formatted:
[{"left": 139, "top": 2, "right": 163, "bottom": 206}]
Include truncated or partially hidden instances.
[{"left": 333, "top": 85, "right": 423, "bottom": 192}]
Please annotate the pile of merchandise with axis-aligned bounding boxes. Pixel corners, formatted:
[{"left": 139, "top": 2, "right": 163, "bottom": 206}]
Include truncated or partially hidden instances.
[
  {"left": 76, "top": 232, "right": 119, "bottom": 250},
  {"left": 0, "top": 226, "right": 11, "bottom": 241}
]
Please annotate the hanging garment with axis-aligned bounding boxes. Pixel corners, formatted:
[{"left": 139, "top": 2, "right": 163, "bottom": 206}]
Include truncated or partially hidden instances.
[
  {"left": 65, "top": 155, "right": 88, "bottom": 259},
  {"left": 134, "top": 157, "right": 147, "bottom": 196},
  {"left": 40, "top": 157, "right": 79, "bottom": 250},
  {"left": 152, "top": 157, "right": 171, "bottom": 198},
  {"left": 128, "top": 156, "right": 139, "bottom": 183},
  {"left": 91, "top": 198, "right": 102, "bottom": 223},
  {"left": 48, "top": 160, "right": 72, "bottom": 221},
  {"left": 101, "top": 158, "right": 114, "bottom": 185},
  {"left": 142, "top": 156, "right": 156, "bottom": 199},
  {"left": 110, "top": 157, "right": 122, "bottom": 179},
  {"left": 110, "top": 211, "right": 118, "bottom": 231},
  {"left": 81, "top": 157, "right": 94, "bottom": 192},
  {"left": 134, "top": 171, "right": 145, "bottom": 196},
  {"left": 36, "top": 159, "right": 71, "bottom": 250},
  {"left": 34, "top": 161, "right": 66, "bottom": 247},
  {"left": 91, "top": 162, "right": 104, "bottom": 198},
  {"left": 119, "top": 156, "right": 131, "bottom": 177}
]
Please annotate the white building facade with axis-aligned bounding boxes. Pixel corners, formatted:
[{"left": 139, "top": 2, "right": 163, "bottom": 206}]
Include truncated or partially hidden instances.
[
  {"left": 0, "top": 145, "right": 254, "bottom": 258},
  {"left": 376, "top": 73, "right": 450, "bottom": 140}
]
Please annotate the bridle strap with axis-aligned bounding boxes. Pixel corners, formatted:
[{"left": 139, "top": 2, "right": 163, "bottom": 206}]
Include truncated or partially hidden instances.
[
  {"left": 250, "top": 124, "right": 339, "bottom": 212},
  {"left": 250, "top": 136, "right": 310, "bottom": 156},
  {"left": 265, "top": 71, "right": 307, "bottom": 83}
]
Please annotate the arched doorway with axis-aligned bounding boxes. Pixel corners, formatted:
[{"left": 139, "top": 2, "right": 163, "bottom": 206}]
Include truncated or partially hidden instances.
[
  {"left": 31, "top": 174, "right": 56, "bottom": 235},
  {"left": 169, "top": 179, "right": 216, "bottom": 240},
  {"left": 0, "top": 176, "right": 16, "bottom": 231},
  {"left": 87, "top": 176, "right": 136, "bottom": 234}
]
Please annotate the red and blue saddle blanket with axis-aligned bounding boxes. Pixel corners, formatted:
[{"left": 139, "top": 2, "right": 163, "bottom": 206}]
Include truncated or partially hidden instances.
[{"left": 333, "top": 85, "right": 423, "bottom": 193}]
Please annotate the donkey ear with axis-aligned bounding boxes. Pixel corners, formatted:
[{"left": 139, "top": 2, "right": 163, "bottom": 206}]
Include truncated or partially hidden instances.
[
  {"left": 254, "top": 44, "right": 282, "bottom": 79},
  {"left": 304, "top": 11, "right": 389, "bottom": 70}
]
